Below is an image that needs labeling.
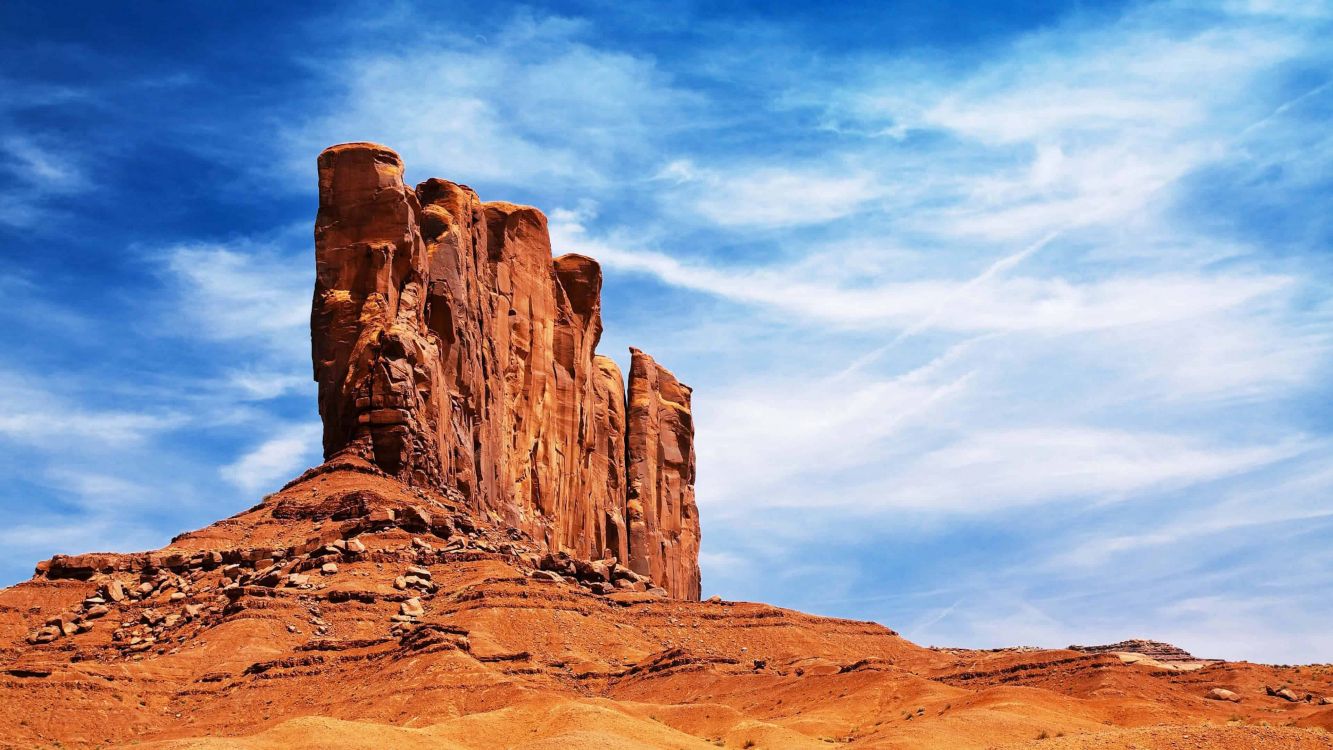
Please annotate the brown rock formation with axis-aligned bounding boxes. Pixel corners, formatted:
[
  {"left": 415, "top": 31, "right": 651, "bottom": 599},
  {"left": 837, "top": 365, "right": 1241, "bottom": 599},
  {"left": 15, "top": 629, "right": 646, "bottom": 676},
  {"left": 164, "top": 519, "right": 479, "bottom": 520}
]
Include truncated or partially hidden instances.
[
  {"left": 312, "top": 142, "right": 700, "bottom": 599},
  {"left": 626, "top": 348, "right": 700, "bottom": 600},
  {"left": 1068, "top": 639, "right": 1212, "bottom": 664}
]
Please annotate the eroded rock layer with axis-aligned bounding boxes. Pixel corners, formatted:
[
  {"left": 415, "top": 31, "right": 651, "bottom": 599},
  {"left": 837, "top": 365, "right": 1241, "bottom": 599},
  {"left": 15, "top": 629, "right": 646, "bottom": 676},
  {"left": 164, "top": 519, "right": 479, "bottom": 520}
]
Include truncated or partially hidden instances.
[{"left": 312, "top": 142, "right": 700, "bottom": 599}]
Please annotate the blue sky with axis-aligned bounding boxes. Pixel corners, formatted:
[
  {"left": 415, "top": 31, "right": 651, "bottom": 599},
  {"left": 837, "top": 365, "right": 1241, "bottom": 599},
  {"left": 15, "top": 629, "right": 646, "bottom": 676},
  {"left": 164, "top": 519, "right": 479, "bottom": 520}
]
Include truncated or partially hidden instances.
[{"left": 2, "top": 0, "right": 1331, "bottom": 663}]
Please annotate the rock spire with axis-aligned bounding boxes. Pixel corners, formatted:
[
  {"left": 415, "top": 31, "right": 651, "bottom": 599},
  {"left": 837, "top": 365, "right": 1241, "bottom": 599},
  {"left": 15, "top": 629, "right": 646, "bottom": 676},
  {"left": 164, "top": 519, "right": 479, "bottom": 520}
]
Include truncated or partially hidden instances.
[{"left": 311, "top": 142, "right": 700, "bottom": 599}]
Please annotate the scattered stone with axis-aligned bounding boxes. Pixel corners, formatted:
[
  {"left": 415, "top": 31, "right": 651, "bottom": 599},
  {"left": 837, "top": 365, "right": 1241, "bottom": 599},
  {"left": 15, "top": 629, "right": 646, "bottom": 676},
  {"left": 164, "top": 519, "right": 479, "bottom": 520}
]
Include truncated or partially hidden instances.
[
  {"left": 85, "top": 605, "right": 110, "bottom": 619},
  {"left": 1206, "top": 688, "right": 1241, "bottom": 702},
  {"left": 184, "top": 604, "right": 205, "bottom": 617},
  {"left": 346, "top": 538, "right": 367, "bottom": 554},
  {"left": 222, "top": 565, "right": 243, "bottom": 580},
  {"left": 169, "top": 592, "right": 187, "bottom": 602},
  {"left": 288, "top": 574, "right": 311, "bottom": 587},
  {"left": 406, "top": 565, "right": 431, "bottom": 579},
  {"left": 530, "top": 570, "right": 562, "bottom": 583},
  {"left": 137, "top": 582, "right": 156, "bottom": 595},
  {"left": 400, "top": 575, "right": 435, "bottom": 592},
  {"left": 706, "top": 595, "right": 722, "bottom": 604},
  {"left": 321, "top": 563, "right": 339, "bottom": 575},
  {"left": 400, "top": 598, "right": 424, "bottom": 617},
  {"left": 411, "top": 537, "right": 433, "bottom": 551}
]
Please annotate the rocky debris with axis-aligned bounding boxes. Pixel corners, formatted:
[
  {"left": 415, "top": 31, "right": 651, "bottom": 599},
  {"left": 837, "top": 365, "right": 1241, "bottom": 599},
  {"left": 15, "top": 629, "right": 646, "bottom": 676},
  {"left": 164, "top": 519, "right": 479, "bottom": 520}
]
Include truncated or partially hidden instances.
[
  {"left": 21, "top": 451, "right": 674, "bottom": 657},
  {"left": 1207, "top": 688, "right": 1241, "bottom": 702},
  {"left": 26, "top": 514, "right": 410, "bottom": 650},
  {"left": 311, "top": 143, "right": 700, "bottom": 599},
  {"left": 1068, "top": 639, "right": 1210, "bottom": 664},
  {"left": 394, "top": 569, "right": 437, "bottom": 593},
  {"left": 532, "top": 551, "right": 661, "bottom": 597}
]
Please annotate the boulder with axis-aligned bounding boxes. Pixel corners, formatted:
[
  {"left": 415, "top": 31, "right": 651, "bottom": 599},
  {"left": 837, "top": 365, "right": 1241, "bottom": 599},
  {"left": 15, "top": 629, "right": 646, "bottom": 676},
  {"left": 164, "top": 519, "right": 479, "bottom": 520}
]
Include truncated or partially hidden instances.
[
  {"left": 400, "top": 598, "right": 425, "bottom": 617},
  {"left": 103, "top": 580, "right": 126, "bottom": 602},
  {"left": 1267, "top": 686, "right": 1300, "bottom": 702},
  {"left": 400, "top": 506, "right": 432, "bottom": 530},
  {"left": 1206, "top": 688, "right": 1240, "bottom": 702}
]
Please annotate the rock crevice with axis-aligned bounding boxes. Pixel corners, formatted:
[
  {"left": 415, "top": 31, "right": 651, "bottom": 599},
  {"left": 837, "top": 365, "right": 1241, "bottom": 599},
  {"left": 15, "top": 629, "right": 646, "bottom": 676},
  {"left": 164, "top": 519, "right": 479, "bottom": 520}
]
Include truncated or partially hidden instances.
[{"left": 312, "top": 142, "right": 700, "bottom": 599}]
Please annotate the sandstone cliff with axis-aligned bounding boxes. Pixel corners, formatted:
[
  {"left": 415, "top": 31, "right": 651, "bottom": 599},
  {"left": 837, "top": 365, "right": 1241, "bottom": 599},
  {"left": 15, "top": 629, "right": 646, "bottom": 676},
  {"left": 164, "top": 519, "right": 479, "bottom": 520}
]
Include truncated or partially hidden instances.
[{"left": 311, "top": 142, "right": 700, "bottom": 599}]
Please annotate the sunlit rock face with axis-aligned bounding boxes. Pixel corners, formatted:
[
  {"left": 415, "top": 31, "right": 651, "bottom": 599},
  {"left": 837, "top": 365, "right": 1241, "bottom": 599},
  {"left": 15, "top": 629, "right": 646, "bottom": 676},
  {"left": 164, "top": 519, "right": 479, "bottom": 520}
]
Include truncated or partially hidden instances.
[{"left": 311, "top": 142, "right": 700, "bottom": 599}]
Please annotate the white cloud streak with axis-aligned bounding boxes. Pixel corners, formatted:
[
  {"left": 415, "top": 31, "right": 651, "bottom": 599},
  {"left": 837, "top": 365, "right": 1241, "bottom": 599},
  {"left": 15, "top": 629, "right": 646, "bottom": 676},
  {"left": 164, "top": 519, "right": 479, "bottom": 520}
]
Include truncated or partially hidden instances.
[{"left": 220, "top": 422, "right": 322, "bottom": 495}]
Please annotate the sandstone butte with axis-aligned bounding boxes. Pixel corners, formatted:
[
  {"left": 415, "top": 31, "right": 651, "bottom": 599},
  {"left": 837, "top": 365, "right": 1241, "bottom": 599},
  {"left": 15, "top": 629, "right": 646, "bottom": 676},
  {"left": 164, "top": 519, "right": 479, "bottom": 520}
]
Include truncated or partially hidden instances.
[{"left": 0, "top": 145, "right": 1328, "bottom": 750}]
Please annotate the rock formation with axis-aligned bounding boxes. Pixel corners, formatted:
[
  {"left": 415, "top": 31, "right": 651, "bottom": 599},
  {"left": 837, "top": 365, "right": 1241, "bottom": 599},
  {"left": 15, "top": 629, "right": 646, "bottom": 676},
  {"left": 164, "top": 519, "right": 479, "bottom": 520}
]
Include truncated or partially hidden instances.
[
  {"left": 311, "top": 142, "right": 700, "bottom": 599},
  {"left": 1068, "top": 639, "right": 1210, "bottom": 664}
]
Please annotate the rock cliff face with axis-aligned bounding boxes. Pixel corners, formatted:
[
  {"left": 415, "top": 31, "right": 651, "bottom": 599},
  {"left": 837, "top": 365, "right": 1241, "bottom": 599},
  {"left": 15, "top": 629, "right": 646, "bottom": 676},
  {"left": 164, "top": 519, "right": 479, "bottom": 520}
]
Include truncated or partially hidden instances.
[{"left": 311, "top": 142, "right": 700, "bottom": 599}]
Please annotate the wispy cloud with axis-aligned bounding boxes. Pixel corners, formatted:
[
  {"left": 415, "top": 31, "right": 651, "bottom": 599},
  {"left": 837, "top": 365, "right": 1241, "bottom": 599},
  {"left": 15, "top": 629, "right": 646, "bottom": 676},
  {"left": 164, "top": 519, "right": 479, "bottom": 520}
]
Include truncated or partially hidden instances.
[
  {"left": 654, "top": 159, "right": 885, "bottom": 228},
  {"left": 162, "top": 242, "right": 310, "bottom": 353},
  {"left": 288, "top": 12, "right": 697, "bottom": 189},
  {"left": 220, "top": 422, "right": 322, "bottom": 495},
  {"left": 0, "top": 370, "right": 184, "bottom": 449}
]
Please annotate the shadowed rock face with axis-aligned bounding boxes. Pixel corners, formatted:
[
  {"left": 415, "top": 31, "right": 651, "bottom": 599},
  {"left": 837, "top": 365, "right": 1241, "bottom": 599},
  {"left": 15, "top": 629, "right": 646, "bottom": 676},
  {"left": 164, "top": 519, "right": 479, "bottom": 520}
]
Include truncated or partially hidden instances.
[{"left": 312, "top": 142, "right": 701, "bottom": 599}]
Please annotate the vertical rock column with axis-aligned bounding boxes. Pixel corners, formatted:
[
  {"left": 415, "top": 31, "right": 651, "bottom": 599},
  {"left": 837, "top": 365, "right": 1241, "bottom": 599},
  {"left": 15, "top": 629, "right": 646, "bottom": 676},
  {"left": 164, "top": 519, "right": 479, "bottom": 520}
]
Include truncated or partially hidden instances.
[
  {"left": 311, "top": 142, "right": 444, "bottom": 486},
  {"left": 591, "top": 355, "right": 629, "bottom": 563},
  {"left": 626, "top": 349, "right": 701, "bottom": 600}
]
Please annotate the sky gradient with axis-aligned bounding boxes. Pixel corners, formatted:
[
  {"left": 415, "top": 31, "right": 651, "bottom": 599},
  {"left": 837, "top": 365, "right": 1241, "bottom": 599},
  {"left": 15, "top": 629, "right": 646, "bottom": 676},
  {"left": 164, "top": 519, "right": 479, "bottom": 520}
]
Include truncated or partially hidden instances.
[{"left": 2, "top": 0, "right": 1331, "bottom": 663}]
